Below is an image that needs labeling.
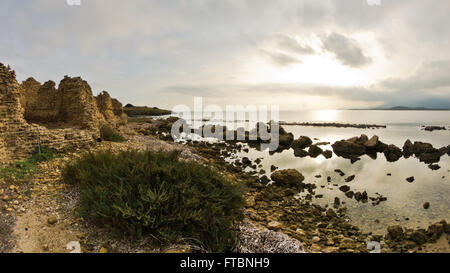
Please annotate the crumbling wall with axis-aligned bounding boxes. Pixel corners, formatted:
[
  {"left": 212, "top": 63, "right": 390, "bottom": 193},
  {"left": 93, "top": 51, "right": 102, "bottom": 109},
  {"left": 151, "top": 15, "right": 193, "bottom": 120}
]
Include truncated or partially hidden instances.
[
  {"left": 19, "top": 76, "right": 125, "bottom": 129},
  {"left": 57, "top": 76, "right": 106, "bottom": 129},
  {"left": 96, "top": 91, "right": 120, "bottom": 127},
  {"left": 0, "top": 63, "right": 97, "bottom": 164}
]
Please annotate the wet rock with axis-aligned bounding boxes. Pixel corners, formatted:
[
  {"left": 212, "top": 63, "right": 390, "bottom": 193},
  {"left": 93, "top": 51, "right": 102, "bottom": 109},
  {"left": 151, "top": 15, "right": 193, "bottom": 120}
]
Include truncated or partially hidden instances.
[
  {"left": 406, "top": 176, "right": 415, "bottom": 183},
  {"left": 278, "top": 131, "right": 294, "bottom": 148},
  {"left": 339, "top": 185, "right": 350, "bottom": 193},
  {"left": 242, "top": 157, "right": 252, "bottom": 165},
  {"left": 331, "top": 140, "right": 366, "bottom": 158},
  {"left": 428, "top": 164, "right": 441, "bottom": 171},
  {"left": 345, "top": 175, "right": 355, "bottom": 182},
  {"left": 334, "top": 169, "right": 345, "bottom": 176},
  {"left": 402, "top": 139, "right": 414, "bottom": 158},
  {"left": 419, "top": 148, "right": 442, "bottom": 164},
  {"left": 293, "top": 149, "right": 309, "bottom": 158},
  {"left": 383, "top": 144, "right": 403, "bottom": 162},
  {"left": 270, "top": 165, "right": 278, "bottom": 172},
  {"left": 291, "top": 136, "right": 312, "bottom": 150},
  {"left": 423, "top": 126, "right": 446, "bottom": 132},
  {"left": 322, "top": 150, "right": 333, "bottom": 159},
  {"left": 270, "top": 169, "right": 305, "bottom": 188},
  {"left": 345, "top": 191, "right": 354, "bottom": 199},
  {"left": 333, "top": 197, "right": 340, "bottom": 208},
  {"left": 308, "top": 145, "right": 323, "bottom": 158},
  {"left": 423, "top": 202, "right": 430, "bottom": 209},
  {"left": 364, "top": 135, "right": 379, "bottom": 148},
  {"left": 387, "top": 225, "right": 404, "bottom": 240}
]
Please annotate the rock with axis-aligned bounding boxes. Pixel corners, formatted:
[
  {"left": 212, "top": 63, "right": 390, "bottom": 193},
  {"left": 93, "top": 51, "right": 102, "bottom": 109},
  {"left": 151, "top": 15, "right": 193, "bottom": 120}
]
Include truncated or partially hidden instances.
[
  {"left": 354, "top": 192, "right": 362, "bottom": 202},
  {"left": 293, "top": 148, "right": 309, "bottom": 158},
  {"left": 327, "top": 176, "right": 331, "bottom": 183},
  {"left": 270, "top": 169, "right": 305, "bottom": 188},
  {"left": 291, "top": 136, "right": 312, "bottom": 150},
  {"left": 339, "top": 185, "right": 350, "bottom": 192},
  {"left": 326, "top": 208, "right": 337, "bottom": 218},
  {"left": 332, "top": 140, "right": 366, "bottom": 158},
  {"left": 333, "top": 197, "right": 341, "bottom": 208},
  {"left": 1, "top": 195, "right": 10, "bottom": 202},
  {"left": 334, "top": 169, "right": 345, "bottom": 176},
  {"left": 345, "top": 191, "right": 354, "bottom": 199},
  {"left": 278, "top": 132, "right": 294, "bottom": 148},
  {"left": 410, "top": 230, "right": 429, "bottom": 245},
  {"left": 322, "top": 150, "right": 333, "bottom": 159},
  {"left": 428, "top": 223, "right": 444, "bottom": 236},
  {"left": 383, "top": 144, "right": 403, "bottom": 162},
  {"left": 402, "top": 139, "right": 414, "bottom": 158},
  {"left": 270, "top": 165, "right": 278, "bottom": 172},
  {"left": 345, "top": 175, "right": 355, "bottom": 182},
  {"left": 242, "top": 157, "right": 251, "bottom": 165},
  {"left": 47, "top": 216, "right": 58, "bottom": 225},
  {"left": 428, "top": 164, "right": 441, "bottom": 170},
  {"left": 99, "top": 247, "right": 108, "bottom": 253},
  {"left": 406, "top": 176, "right": 415, "bottom": 183},
  {"left": 312, "top": 236, "right": 321, "bottom": 243},
  {"left": 423, "top": 202, "right": 430, "bottom": 209},
  {"left": 308, "top": 145, "right": 323, "bottom": 158},
  {"left": 364, "top": 135, "right": 379, "bottom": 148},
  {"left": 387, "top": 225, "right": 404, "bottom": 240},
  {"left": 267, "top": 221, "right": 283, "bottom": 231},
  {"left": 339, "top": 238, "right": 355, "bottom": 249},
  {"left": 423, "top": 126, "right": 446, "bottom": 132},
  {"left": 418, "top": 148, "right": 442, "bottom": 164}
]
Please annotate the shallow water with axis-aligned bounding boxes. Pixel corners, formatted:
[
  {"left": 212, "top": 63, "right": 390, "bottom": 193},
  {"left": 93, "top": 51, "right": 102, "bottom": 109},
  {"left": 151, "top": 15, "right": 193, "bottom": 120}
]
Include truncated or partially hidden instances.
[{"left": 149, "top": 110, "right": 450, "bottom": 234}]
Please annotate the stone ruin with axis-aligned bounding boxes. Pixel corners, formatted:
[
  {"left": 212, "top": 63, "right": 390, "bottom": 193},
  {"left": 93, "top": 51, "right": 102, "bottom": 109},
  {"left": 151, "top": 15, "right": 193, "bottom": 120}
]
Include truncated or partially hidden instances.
[{"left": 0, "top": 62, "right": 127, "bottom": 164}]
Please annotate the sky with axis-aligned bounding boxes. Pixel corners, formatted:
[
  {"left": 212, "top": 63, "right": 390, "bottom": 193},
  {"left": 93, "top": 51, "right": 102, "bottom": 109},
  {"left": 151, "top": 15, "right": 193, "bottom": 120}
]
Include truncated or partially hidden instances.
[{"left": 1, "top": 0, "right": 450, "bottom": 110}]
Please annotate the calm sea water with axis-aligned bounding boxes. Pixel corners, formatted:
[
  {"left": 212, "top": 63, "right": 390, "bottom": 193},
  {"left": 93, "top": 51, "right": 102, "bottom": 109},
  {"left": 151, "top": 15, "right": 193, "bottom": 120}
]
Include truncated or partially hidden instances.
[{"left": 158, "top": 110, "right": 450, "bottom": 234}]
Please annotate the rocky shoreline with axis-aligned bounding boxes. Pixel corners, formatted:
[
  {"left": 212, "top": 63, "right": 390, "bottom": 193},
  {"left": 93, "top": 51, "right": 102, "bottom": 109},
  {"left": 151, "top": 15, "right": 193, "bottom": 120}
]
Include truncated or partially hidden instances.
[{"left": 135, "top": 117, "right": 450, "bottom": 253}]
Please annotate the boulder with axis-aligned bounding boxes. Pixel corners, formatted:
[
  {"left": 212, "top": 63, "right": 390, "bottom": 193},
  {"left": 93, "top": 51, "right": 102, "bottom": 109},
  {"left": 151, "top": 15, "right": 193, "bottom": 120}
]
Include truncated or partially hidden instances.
[
  {"left": 364, "top": 135, "right": 379, "bottom": 148},
  {"left": 413, "top": 141, "right": 434, "bottom": 156},
  {"left": 410, "top": 230, "right": 429, "bottom": 245},
  {"left": 322, "top": 150, "right": 333, "bottom": 159},
  {"left": 383, "top": 144, "right": 403, "bottom": 162},
  {"left": 278, "top": 132, "right": 294, "bottom": 148},
  {"left": 418, "top": 148, "right": 442, "bottom": 164},
  {"left": 387, "top": 225, "right": 404, "bottom": 240},
  {"left": 271, "top": 169, "right": 305, "bottom": 188},
  {"left": 293, "top": 148, "right": 309, "bottom": 158},
  {"left": 345, "top": 175, "right": 355, "bottom": 182},
  {"left": 291, "top": 136, "right": 312, "bottom": 150},
  {"left": 331, "top": 140, "right": 366, "bottom": 158},
  {"left": 339, "top": 185, "right": 350, "bottom": 192},
  {"left": 402, "top": 139, "right": 414, "bottom": 158},
  {"left": 308, "top": 145, "right": 323, "bottom": 158}
]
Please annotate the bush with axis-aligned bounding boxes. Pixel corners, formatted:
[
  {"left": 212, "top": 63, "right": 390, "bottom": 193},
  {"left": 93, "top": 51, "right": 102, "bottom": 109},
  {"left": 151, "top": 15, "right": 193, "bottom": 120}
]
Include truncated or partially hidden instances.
[
  {"left": 100, "top": 125, "right": 126, "bottom": 142},
  {"left": 62, "top": 150, "right": 245, "bottom": 252}
]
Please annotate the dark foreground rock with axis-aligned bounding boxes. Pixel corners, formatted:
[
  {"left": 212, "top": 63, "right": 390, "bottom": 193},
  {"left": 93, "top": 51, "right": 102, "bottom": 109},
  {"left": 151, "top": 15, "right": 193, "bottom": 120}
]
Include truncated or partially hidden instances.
[{"left": 271, "top": 169, "right": 305, "bottom": 188}]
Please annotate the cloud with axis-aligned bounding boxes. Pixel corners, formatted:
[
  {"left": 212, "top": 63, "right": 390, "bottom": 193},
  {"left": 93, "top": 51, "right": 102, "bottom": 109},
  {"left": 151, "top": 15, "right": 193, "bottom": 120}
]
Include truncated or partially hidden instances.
[
  {"left": 322, "top": 33, "right": 372, "bottom": 68},
  {"left": 259, "top": 49, "right": 301, "bottom": 66},
  {"left": 272, "top": 34, "right": 315, "bottom": 55}
]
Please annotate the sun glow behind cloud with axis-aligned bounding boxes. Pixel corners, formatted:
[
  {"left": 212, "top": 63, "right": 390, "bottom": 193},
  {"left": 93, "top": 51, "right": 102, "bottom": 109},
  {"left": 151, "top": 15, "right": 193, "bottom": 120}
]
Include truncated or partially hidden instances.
[{"left": 243, "top": 54, "right": 374, "bottom": 87}]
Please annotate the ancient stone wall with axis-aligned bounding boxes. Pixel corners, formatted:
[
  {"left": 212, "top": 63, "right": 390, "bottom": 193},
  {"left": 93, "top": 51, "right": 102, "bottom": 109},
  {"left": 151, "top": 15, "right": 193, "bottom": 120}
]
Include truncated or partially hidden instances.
[
  {"left": 19, "top": 75, "right": 125, "bottom": 129},
  {"left": 0, "top": 63, "right": 98, "bottom": 164}
]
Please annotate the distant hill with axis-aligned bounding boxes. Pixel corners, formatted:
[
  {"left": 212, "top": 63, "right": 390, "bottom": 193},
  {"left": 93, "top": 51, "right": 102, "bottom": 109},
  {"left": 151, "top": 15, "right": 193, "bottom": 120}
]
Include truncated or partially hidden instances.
[
  {"left": 350, "top": 106, "right": 450, "bottom": 111},
  {"left": 123, "top": 105, "right": 172, "bottom": 116}
]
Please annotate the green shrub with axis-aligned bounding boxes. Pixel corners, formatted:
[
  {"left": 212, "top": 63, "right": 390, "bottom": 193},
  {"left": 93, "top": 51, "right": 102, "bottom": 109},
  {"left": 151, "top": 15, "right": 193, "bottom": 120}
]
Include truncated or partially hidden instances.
[
  {"left": 100, "top": 125, "right": 126, "bottom": 142},
  {"left": 62, "top": 150, "right": 245, "bottom": 252}
]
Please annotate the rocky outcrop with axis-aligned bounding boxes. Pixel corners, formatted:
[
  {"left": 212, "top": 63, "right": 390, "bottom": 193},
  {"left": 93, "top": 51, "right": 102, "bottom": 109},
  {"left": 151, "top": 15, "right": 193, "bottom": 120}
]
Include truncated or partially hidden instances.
[
  {"left": 19, "top": 75, "right": 126, "bottom": 130},
  {"left": 0, "top": 62, "right": 126, "bottom": 164}
]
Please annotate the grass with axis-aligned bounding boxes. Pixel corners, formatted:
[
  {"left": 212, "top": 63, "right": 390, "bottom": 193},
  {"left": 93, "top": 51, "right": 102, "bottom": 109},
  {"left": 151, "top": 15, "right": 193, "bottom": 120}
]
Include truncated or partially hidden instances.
[
  {"left": 62, "top": 149, "right": 245, "bottom": 252},
  {"left": 100, "top": 125, "right": 127, "bottom": 142},
  {"left": 123, "top": 106, "right": 172, "bottom": 117},
  {"left": 0, "top": 146, "right": 56, "bottom": 180}
]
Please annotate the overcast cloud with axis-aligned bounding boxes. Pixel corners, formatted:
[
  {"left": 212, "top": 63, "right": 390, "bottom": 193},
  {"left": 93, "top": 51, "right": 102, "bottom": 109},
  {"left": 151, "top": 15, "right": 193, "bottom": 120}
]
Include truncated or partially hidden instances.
[{"left": 1, "top": 0, "right": 449, "bottom": 109}]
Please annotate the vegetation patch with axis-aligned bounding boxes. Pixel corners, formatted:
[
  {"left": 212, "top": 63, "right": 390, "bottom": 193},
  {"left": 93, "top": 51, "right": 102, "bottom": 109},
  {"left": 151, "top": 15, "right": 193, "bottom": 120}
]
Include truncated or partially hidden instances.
[
  {"left": 100, "top": 125, "right": 127, "bottom": 142},
  {"left": 62, "top": 150, "right": 245, "bottom": 252},
  {"left": 0, "top": 146, "right": 56, "bottom": 180}
]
